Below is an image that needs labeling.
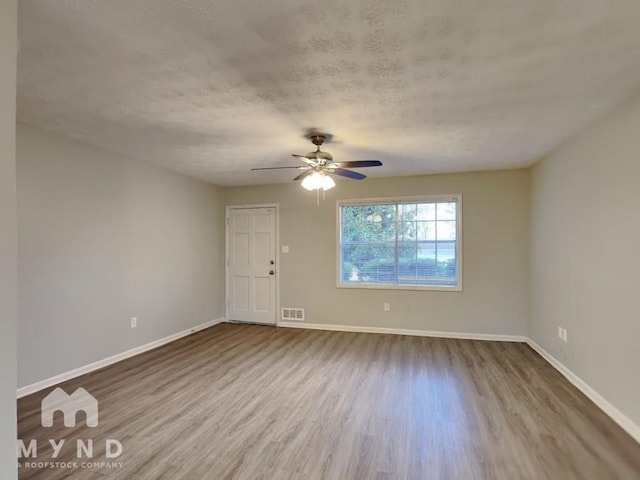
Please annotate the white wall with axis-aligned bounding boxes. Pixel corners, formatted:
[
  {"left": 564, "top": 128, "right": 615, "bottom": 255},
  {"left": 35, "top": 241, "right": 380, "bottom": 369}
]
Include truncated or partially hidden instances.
[
  {"left": 0, "top": 1, "right": 17, "bottom": 478},
  {"left": 223, "top": 169, "right": 530, "bottom": 336},
  {"left": 17, "top": 125, "right": 225, "bottom": 388},
  {"left": 0, "top": 0, "right": 18, "bottom": 480},
  {"left": 530, "top": 94, "right": 640, "bottom": 430}
]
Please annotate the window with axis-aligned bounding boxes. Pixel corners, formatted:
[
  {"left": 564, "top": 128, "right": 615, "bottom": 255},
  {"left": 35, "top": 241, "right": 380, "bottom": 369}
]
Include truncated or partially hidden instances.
[{"left": 338, "top": 195, "right": 462, "bottom": 290}]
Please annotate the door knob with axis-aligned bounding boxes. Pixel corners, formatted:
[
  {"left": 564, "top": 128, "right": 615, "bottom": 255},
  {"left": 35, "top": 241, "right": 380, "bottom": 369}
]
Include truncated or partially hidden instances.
[{"left": 269, "top": 270, "right": 275, "bottom": 275}]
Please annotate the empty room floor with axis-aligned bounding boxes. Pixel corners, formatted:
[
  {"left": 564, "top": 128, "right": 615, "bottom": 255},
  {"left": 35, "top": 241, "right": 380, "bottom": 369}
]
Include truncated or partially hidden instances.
[{"left": 17, "top": 323, "right": 640, "bottom": 480}]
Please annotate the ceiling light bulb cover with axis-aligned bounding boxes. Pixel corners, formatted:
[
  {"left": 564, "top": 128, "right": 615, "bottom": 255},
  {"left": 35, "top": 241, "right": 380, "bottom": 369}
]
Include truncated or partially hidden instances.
[
  {"left": 301, "top": 172, "right": 324, "bottom": 191},
  {"left": 321, "top": 174, "right": 335, "bottom": 190},
  {"left": 301, "top": 171, "right": 336, "bottom": 191}
]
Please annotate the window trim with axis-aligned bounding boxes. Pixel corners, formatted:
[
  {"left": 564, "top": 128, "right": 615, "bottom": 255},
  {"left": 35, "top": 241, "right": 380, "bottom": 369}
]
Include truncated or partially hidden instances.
[{"left": 336, "top": 194, "right": 463, "bottom": 292}]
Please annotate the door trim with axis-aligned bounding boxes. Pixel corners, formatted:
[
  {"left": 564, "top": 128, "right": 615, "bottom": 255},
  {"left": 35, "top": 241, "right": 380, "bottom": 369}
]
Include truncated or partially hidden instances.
[{"left": 225, "top": 204, "right": 280, "bottom": 326}]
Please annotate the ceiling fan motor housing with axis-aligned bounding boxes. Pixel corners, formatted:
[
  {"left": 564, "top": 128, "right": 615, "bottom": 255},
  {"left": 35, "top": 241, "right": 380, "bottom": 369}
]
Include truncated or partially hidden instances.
[
  {"left": 306, "top": 150, "right": 333, "bottom": 162},
  {"left": 309, "top": 134, "right": 327, "bottom": 146},
  {"left": 306, "top": 134, "right": 333, "bottom": 163}
]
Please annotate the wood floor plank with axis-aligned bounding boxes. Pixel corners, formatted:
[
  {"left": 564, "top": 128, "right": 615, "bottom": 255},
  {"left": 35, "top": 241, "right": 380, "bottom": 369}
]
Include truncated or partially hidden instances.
[{"left": 17, "top": 323, "right": 640, "bottom": 479}]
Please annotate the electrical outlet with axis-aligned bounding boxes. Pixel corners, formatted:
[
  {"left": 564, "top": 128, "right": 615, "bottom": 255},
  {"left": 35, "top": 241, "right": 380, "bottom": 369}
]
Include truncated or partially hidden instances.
[
  {"left": 281, "top": 246, "right": 289, "bottom": 253},
  {"left": 383, "top": 302, "right": 390, "bottom": 311},
  {"left": 562, "top": 328, "right": 568, "bottom": 342},
  {"left": 130, "top": 317, "right": 137, "bottom": 329}
]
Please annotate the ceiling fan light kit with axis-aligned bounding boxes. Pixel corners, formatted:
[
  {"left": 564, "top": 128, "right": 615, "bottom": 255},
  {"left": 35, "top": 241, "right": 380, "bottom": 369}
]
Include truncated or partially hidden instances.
[
  {"left": 251, "top": 132, "right": 383, "bottom": 197},
  {"left": 301, "top": 171, "right": 335, "bottom": 191}
]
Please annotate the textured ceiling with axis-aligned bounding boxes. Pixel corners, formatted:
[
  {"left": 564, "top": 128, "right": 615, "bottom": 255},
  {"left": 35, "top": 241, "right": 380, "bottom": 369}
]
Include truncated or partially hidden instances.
[{"left": 18, "top": 0, "right": 640, "bottom": 186}]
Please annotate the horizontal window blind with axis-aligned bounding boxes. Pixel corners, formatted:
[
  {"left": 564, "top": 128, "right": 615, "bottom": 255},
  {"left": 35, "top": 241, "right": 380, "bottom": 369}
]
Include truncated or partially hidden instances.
[{"left": 339, "top": 198, "right": 460, "bottom": 288}]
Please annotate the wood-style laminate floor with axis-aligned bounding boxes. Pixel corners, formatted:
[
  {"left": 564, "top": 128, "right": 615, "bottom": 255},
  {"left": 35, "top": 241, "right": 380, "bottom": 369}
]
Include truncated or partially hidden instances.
[{"left": 17, "top": 323, "right": 640, "bottom": 480}]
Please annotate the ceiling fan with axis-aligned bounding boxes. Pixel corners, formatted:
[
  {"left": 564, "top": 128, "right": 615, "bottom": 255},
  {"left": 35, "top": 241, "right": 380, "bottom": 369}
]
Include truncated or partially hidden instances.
[{"left": 251, "top": 134, "right": 382, "bottom": 191}]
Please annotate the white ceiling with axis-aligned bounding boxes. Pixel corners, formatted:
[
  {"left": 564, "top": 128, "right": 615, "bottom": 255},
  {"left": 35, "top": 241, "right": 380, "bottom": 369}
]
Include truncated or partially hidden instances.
[{"left": 17, "top": 0, "right": 640, "bottom": 186}]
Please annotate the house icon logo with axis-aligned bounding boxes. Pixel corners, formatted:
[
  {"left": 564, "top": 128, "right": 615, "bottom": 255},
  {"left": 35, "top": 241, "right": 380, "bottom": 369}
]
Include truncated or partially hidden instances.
[{"left": 41, "top": 387, "right": 98, "bottom": 428}]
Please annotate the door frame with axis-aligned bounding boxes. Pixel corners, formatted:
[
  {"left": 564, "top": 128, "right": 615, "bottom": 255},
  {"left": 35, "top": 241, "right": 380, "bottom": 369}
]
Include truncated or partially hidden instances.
[{"left": 225, "top": 204, "right": 280, "bottom": 326}]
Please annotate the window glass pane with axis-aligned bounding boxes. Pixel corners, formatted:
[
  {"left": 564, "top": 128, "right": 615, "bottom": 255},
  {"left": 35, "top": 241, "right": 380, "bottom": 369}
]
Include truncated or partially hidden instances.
[
  {"left": 416, "top": 203, "right": 436, "bottom": 221},
  {"left": 398, "top": 221, "right": 416, "bottom": 241},
  {"left": 416, "top": 221, "right": 435, "bottom": 241},
  {"left": 398, "top": 203, "right": 416, "bottom": 221},
  {"left": 341, "top": 241, "right": 395, "bottom": 283},
  {"left": 417, "top": 242, "right": 436, "bottom": 260},
  {"left": 398, "top": 241, "right": 417, "bottom": 261},
  {"left": 341, "top": 203, "right": 397, "bottom": 284},
  {"left": 436, "top": 241, "right": 457, "bottom": 279},
  {"left": 435, "top": 241, "right": 455, "bottom": 261},
  {"left": 355, "top": 242, "right": 396, "bottom": 283},
  {"left": 437, "top": 202, "right": 457, "bottom": 220},
  {"left": 436, "top": 220, "right": 456, "bottom": 240},
  {"left": 398, "top": 240, "right": 419, "bottom": 282},
  {"left": 341, "top": 204, "right": 395, "bottom": 242},
  {"left": 340, "top": 199, "right": 459, "bottom": 288}
]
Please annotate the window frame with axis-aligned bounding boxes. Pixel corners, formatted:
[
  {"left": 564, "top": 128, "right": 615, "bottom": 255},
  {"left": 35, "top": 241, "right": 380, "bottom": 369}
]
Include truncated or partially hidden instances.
[{"left": 336, "top": 194, "right": 463, "bottom": 292}]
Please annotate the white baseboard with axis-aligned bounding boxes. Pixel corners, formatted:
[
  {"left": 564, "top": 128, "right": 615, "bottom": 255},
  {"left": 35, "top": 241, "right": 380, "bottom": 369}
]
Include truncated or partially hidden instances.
[
  {"left": 17, "top": 317, "right": 226, "bottom": 399},
  {"left": 278, "top": 321, "right": 526, "bottom": 342},
  {"left": 526, "top": 338, "right": 640, "bottom": 444}
]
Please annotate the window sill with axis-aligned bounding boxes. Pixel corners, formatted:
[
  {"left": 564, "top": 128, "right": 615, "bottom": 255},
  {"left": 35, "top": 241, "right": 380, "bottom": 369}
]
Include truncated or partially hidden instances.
[{"left": 336, "top": 282, "right": 463, "bottom": 292}]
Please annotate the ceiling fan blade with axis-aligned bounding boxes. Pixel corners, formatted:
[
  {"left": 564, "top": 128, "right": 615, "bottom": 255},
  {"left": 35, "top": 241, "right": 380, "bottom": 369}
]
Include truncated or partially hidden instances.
[
  {"left": 251, "top": 166, "right": 308, "bottom": 171},
  {"left": 329, "top": 160, "right": 382, "bottom": 168},
  {"left": 329, "top": 168, "right": 366, "bottom": 180},
  {"left": 294, "top": 170, "right": 314, "bottom": 181},
  {"left": 292, "top": 154, "right": 317, "bottom": 167}
]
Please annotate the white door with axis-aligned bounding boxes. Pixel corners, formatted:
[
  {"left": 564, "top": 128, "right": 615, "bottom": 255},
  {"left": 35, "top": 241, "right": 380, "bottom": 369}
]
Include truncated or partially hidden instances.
[{"left": 227, "top": 207, "right": 277, "bottom": 324}]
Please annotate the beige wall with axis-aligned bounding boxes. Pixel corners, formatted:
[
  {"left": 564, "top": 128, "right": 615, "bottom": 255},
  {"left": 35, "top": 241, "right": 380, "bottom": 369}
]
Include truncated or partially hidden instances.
[
  {"left": 0, "top": 1, "right": 17, "bottom": 478},
  {"left": 223, "top": 169, "right": 530, "bottom": 335},
  {"left": 530, "top": 94, "right": 640, "bottom": 429},
  {"left": 17, "top": 125, "right": 226, "bottom": 387}
]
